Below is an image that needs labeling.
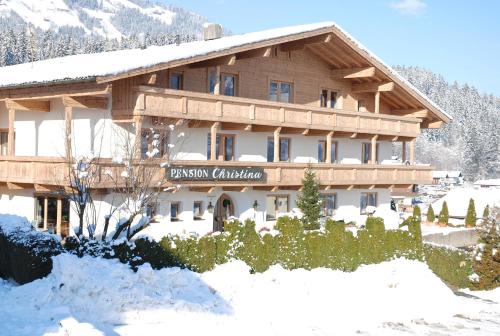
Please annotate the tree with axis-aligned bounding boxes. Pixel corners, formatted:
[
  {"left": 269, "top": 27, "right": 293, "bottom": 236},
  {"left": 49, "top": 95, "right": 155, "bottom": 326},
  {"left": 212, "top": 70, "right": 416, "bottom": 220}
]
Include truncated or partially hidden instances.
[
  {"left": 438, "top": 201, "right": 449, "bottom": 226},
  {"left": 296, "top": 167, "right": 321, "bottom": 230},
  {"left": 483, "top": 205, "right": 490, "bottom": 224},
  {"left": 426, "top": 204, "right": 435, "bottom": 223},
  {"left": 465, "top": 198, "right": 477, "bottom": 228},
  {"left": 413, "top": 205, "right": 421, "bottom": 223},
  {"left": 471, "top": 207, "right": 499, "bottom": 290}
]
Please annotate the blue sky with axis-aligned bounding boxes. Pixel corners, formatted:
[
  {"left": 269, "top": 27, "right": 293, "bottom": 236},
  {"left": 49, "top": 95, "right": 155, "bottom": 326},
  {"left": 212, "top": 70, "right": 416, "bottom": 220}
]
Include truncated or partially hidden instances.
[{"left": 166, "top": 0, "right": 500, "bottom": 96}]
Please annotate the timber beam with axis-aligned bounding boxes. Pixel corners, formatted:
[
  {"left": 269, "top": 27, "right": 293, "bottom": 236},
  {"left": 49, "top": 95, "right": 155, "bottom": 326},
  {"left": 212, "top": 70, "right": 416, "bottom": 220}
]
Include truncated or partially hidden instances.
[
  {"left": 0, "top": 83, "right": 110, "bottom": 100},
  {"left": 423, "top": 120, "right": 443, "bottom": 129},
  {"left": 352, "top": 81, "right": 395, "bottom": 93},
  {"left": 189, "top": 55, "right": 236, "bottom": 69},
  {"left": 279, "top": 33, "right": 332, "bottom": 52},
  {"left": 62, "top": 96, "right": 109, "bottom": 110},
  {"left": 392, "top": 108, "right": 430, "bottom": 118},
  {"left": 5, "top": 99, "right": 50, "bottom": 112},
  {"left": 331, "top": 66, "right": 376, "bottom": 79},
  {"left": 236, "top": 47, "right": 272, "bottom": 60}
]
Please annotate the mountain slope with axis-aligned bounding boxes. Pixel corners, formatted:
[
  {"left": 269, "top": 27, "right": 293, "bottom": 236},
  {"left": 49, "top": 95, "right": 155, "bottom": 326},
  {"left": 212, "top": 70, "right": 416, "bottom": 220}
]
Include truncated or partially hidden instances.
[
  {"left": 395, "top": 66, "right": 499, "bottom": 180},
  {"left": 0, "top": 0, "right": 207, "bottom": 39}
]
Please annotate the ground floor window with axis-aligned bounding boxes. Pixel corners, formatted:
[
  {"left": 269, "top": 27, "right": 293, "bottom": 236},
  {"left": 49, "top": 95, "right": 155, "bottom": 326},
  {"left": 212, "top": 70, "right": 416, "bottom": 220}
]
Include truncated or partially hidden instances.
[
  {"left": 360, "top": 192, "right": 377, "bottom": 214},
  {"left": 266, "top": 195, "right": 289, "bottom": 220},
  {"left": 320, "top": 193, "right": 337, "bottom": 217},
  {"left": 34, "top": 195, "right": 70, "bottom": 237},
  {"left": 193, "top": 201, "right": 203, "bottom": 220},
  {"left": 171, "top": 202, "right": 181, "bottom": 221}
]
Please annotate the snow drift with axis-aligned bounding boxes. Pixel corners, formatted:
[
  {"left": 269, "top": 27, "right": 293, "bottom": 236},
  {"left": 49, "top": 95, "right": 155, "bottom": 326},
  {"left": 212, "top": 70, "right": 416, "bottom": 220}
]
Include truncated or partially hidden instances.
[{"left": 0, "top": 253, "right": 498, "bottom": 335}]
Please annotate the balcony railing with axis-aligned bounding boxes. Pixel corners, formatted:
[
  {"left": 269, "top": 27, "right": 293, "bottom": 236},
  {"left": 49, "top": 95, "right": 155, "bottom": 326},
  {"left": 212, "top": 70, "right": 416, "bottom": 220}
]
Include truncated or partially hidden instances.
[
  {"left": 0, "top": 157, "right": 433, "bottom": 188},
  {"left": 132, "top": 86, "right": 421, "bottom": 138}
]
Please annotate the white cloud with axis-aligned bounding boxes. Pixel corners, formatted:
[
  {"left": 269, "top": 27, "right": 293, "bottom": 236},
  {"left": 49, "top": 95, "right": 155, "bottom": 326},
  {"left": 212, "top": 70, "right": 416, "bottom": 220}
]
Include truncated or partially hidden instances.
[{"left": 390, "top": 0, "right": 427, "bottom": 15}]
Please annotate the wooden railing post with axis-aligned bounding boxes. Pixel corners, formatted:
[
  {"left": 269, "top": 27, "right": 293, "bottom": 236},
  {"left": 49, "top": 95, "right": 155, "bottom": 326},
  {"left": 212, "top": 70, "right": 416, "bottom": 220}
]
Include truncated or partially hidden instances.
[
  {"left": 370, "top": 135, "right": 378, "bottom": 164},
  {"left": 326, "top": 131, "right": 334, "bottom": 164}
]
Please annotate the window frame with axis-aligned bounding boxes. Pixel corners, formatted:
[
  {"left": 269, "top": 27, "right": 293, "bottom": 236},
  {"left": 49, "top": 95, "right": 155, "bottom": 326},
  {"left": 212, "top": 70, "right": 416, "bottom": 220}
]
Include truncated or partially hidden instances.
[
  {"left": 267, "top": 137, "right": 291, "bottom": 162},
  {"left": 320, "top": 89, "right": 340, "bottom": 109},
  {"left": 317, "top": 140, "right": 338, "bottom": 163},
  {"left": 265, "top": 194, "right": 290, "bottom": 221},
  {"left": 207, "top": 133, "right": 236, "bottom": 161},
  {"left": 221, "top": 72, "right": 238, "bottom": 96},
  {"left": 169, "top": 72, "right": 183, "bottom": 90},
  {"left": 0, "top": 129, "right": 10, "bottom": 156},
  {"left": 361, "top": 142, "right": 379, "bottom": 164},
  {"left": 140, "top": 128, "right": 169, "bottom": 159},
  {"left": 269, "top": 80, "right": 294, "bottom": 103},
  {"left": 170, "top": 202, "right": 181, "bottom": 222},
  {"left": 193, "top": 201, "right": 204, "bottom": 220},
  {"left": 357, "top": 99, "right": 366, "bottom": 112},
  {"left": 360, "top": 192, "right": 378, "bottom": 215},
  {"left": 320, "top": 193, "right": 337, "bottom": 218}
]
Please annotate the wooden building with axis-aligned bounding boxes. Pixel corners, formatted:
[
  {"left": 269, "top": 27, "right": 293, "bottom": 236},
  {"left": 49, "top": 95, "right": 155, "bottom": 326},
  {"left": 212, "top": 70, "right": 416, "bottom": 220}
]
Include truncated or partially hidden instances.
[{"left": 0, "top": 22, "right": 451, "bottom": 236}]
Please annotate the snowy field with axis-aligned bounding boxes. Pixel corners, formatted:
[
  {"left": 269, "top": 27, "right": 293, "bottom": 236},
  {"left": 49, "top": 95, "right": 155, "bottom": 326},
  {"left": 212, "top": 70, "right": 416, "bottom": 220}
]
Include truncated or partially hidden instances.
[{"left": 0, "top": 254, "right": 498, "bottom": 336}]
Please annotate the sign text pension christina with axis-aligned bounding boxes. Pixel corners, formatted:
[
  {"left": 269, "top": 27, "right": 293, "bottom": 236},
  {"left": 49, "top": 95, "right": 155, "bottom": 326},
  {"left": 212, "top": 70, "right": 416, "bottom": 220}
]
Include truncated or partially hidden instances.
[{"left": 167, "top": 166, "right": 265, "bottom": 181}]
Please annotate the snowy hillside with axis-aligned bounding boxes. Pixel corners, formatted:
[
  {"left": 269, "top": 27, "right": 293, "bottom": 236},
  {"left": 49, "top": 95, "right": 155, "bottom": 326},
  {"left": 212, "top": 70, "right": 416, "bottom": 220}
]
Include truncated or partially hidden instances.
[
  {"left": 395, "top": 66, "right": 499, "bottom": 181},
  {"left": 0, "top": 0, "right": 207, "bottom": 39}
]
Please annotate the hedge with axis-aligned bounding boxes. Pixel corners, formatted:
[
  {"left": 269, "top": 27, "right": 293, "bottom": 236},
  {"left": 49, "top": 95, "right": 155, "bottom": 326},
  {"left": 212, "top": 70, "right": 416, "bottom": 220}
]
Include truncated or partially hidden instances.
[
  {"left": 424, "top": 243, "right": 473, "bottom": 289},
  {"left": 0, "top": 219, "right": 63, "bottom": 284},
  {"left": 65, "top": 216, "right": 425, "bottom": 274}
]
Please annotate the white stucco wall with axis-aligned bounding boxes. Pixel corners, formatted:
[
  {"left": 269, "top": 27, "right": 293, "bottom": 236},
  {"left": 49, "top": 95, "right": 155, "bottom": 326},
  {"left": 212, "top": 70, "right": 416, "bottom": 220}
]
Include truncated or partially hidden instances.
[{"left": 0, "top": 188, "right": 35, "bottom": 223}]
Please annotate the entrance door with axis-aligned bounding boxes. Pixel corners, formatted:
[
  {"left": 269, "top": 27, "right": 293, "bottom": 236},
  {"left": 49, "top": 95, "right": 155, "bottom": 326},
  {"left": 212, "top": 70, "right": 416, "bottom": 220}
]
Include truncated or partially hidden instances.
[{"left": 213, "top": 194, "right": 234, "bottom": 232}]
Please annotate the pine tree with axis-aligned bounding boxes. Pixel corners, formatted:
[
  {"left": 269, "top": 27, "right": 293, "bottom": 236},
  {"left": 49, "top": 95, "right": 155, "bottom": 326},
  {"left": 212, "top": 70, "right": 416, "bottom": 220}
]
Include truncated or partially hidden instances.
[
  {"left": 471, "top": 207, "right": 500, "bottom": 290},
  {"left": 438, "top": 201, "right": 449, "bottom": 226},
  {"left": 296, "top": 167, "right": 321, "bottom": 230},
  {"left": 483, "top": 205, "right": 490, "bottom": 224},
  {"left": 427, "top": 204, "right": 435, "bottom": 223},
  {"left": 465, "top": 198, "right": 477, "bottom": 228},
  {"left": 413, "top": 205, "right": 421, "bottom": 223}
]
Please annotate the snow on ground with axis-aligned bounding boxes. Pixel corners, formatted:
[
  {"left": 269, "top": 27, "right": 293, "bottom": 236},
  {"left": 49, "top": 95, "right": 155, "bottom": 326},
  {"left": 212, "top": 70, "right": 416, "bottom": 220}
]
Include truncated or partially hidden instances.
[
  {"left": 429, "top": 186, "right": 500, "bottom": 218},
  {"left": 0, "top": 254, "right": 498, "bottom": 335}
]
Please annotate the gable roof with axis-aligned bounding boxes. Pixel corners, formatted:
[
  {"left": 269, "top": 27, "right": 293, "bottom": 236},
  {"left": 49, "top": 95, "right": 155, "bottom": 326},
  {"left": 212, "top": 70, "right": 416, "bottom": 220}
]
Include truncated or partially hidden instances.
[{"left": 0, "top": 21, "right": 451, "bottom": 122}]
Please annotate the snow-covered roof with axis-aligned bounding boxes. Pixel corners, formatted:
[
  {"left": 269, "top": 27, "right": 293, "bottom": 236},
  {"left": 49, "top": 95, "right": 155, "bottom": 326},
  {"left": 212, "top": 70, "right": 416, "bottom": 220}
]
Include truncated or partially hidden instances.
[
  {"left": 432, "top": 171, "right": 463, "bottom": 179},
  {"left": 474, "top": 179, "right": 500, "bottom": 186},
  {"left": 0, "top": 21, "right": 451, "bottom": 121}
]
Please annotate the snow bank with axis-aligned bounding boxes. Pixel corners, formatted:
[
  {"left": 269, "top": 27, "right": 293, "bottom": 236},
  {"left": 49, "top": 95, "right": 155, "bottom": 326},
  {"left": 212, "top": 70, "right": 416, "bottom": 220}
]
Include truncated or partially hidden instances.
[{"left": 1, "top": 253, "right": 497, "bottom": 335}]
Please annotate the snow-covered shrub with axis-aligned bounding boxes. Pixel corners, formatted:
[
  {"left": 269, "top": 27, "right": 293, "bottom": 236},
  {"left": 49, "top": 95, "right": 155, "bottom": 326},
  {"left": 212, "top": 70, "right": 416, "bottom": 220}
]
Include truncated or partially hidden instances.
[{"left": 0, "top": 217, "right": 63, "bottom": 284}]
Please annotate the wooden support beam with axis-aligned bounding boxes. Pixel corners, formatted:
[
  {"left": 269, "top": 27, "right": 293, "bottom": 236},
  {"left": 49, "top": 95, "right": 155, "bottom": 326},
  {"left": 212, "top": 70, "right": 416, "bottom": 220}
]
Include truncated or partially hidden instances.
[
  {"left": 134, "top": 116, "right": 143, "bottom": 159},
  {"left": 409, "top": 139, "right": 415, "bottom": 164},
  {"left": 352, "top": 81, "right": 395, "bottom": 93},
  {"left": 0, "top": 83, "right": 110, "bottom": 100},
  {"left": 236, "top": 47, "right": 272, "bottom": 60},
  {"left": 214, "top": 65, "right": 221, "bottom": 95},
  {"left": 347, "top": 185, "right": 354, "bottom": 190},
  {"left": 210, "top": 122, "right": 220, "bottom": 161},
  {"left": 402, "top": 141, "right": 407, "bottom": 163},
  {"left": 244, "top": 124, "right": 252, "bottom": 131},
  {"left": 8, "top": 108, "right": 15, "bottom": 156},
  {"left": 331, "top": 66, "right": 376, "bottom": 79},
  {"left": 43, "top": 197, "right": 48, "bottom": 230},
  {"left": 65, "top": 106, "right": 73, "bottom": 160},
  {"left": 6, "top": 182, "right": 25, "bottom": 190},
  {"left": 56, "top": 198, "right": 62, "bottom": 236},
  {"left": 279, "top": 33, "right": 332, "bottom": 51},
  {"left": 374, "top": 92, "right": 380, "bottom": 114},
  {"left": 62, "top": 96, "right": 109, "bottom": 110},
  {"left": 5, "top": 99, "right": 50, "bottom": 112},
  {"left": 326, "top": 131, "right": 333, "bottom": 164},
  {"left": 34, "top": 184, "right": 55, "bottom": 193},
  {"left": 426, "top": 120, "right": 443, "bottom": 129},
  {"left": 273, "top": 127, "right": 281, "bottom": 163},
  {"left": 350, "top": 133, "right": 357, "bottom": 139},
  {"left": 370, "top": 135, "right": 378, "bottom": 164},
  {"left": 189, "top": 55, "right": 236, "bottom": 69},
  {"left": 271, "top": 186, "right": 279, "bottom": 192},
  {"left": 392, "top": 108, "right": 429, "bottom": 118}
]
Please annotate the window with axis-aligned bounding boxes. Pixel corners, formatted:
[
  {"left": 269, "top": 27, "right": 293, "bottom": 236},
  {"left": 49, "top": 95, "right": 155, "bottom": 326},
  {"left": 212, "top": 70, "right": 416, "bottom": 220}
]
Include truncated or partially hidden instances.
[
  {"left": 269, "top": 81, "right": 293, "bottom": 103},
  {"left": 320, "top": 194, "right": 337, "bottom": 217},
  {"left": 221, "top": 73, "right": 237, "bottom": 96},
  {"left": 193, "top": 201, "right": 203, "bottom": 220},
  {"left": 317, "top": 140, "right": 338, "bottom": 163},
  {"left": 146, "top": 203, "right": 157, "bottom": 218},
  {"left": 169, "top": 73, "right": 183, "bottom": 90},
  {"left": 361, "top": 142, "right": 379, "bottom": 164},
  {"left": 207, "top": 133, "right": 235, "bottom": 161},
  {"left": 141, "top": 129, "right": 169, "bottom": 159},
  {"left": 267, "top": 137, "right": 290, "bottom": 162},
  {"left": 0, "top": 131, "right": 8, "bottom": 156},
  {"left": 171, "top": 202, "right": 181, "bottom": 221},
  {"left": 208, "top": 68, "right": 217, "bottom": 94},
  {"left": 358, "top": 99, "right": 366, "bottom": 112},
  {"left": 266, "top": 195, "right": 289, "bottom": 220},
  {"left": 360, "top": 192, "right": 377, "bottom": 214},
  {"left": 320, "top": 90, "right": 339, "bottom": 109}
]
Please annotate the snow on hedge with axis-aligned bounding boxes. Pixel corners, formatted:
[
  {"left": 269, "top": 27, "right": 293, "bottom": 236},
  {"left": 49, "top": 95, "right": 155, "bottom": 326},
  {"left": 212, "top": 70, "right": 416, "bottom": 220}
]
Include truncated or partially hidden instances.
[{"left": 0, "top": 253, "right": 498, "bottom": 335}]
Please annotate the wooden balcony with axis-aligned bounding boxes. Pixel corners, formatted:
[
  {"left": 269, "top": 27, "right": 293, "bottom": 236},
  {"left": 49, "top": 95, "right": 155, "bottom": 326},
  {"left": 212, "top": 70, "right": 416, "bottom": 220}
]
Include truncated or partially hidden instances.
[
  {"left": 0, "top": 157, "right": 433, "bottom": 190},
  {"left": 129, "top": 86, "right": 421, "bottom": 138}
]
